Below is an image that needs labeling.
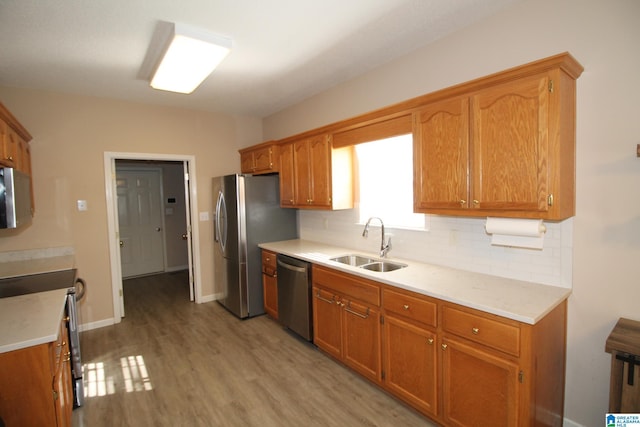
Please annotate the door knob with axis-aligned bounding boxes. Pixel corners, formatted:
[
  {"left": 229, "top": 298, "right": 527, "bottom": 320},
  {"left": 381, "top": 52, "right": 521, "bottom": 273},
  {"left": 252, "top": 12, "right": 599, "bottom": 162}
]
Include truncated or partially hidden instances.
[
  {"left": 156, "top": 227, "right": 161, "bottom": 232},
  {"left": 181, "top": 233, "right": 188, "bottom": 240},
  {"left": 119, "top": 240, "right": 124, "bottom": 247}
]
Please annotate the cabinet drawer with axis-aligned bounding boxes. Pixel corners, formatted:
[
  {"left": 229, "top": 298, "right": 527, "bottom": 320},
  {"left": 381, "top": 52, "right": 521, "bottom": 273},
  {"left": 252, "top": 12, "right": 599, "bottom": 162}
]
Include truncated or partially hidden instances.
[
  {"left": 262, "top": 250, "right": 277, "bottom": 276},
  {"left": 312, "top": 265, "right": 380, "bottom": 306},
  {"left": 442, "top": 305, "right": 520, "bottom": 357},
  {"left": 383, "top": 288, "right": 437, "bottom": 328}
]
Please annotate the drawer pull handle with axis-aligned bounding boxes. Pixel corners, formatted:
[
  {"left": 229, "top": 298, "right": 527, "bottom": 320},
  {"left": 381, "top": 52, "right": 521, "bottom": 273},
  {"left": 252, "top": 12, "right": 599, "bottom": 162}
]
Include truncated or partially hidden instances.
[
  {"left": 472, "top": 327, "right": 480, "bottom": 335},
  {"left": 345, "top": 304, "right": 370, "bottom": 319},
  {"left": 315, "top": 292, "right": 334, "bottom": 304},
  {"left": 403, "top": 304, "right": 409, "bottom": 310}
]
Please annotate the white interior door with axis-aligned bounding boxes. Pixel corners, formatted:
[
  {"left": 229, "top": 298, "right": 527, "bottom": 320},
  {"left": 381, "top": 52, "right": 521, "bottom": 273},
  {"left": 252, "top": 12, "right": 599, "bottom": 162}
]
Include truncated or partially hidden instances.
[
  {"left": 182, "top": 161, "right": 195, "bottom": 301},
  {"left": 117, "top": 168, "right": 165, "bottom": 278}
]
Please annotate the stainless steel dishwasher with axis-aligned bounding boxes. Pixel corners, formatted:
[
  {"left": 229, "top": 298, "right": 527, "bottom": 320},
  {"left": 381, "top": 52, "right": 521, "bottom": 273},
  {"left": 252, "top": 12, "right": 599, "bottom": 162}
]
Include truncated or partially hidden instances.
[{"left": 276, "top": 254, "right": 312, "bottom": 341}]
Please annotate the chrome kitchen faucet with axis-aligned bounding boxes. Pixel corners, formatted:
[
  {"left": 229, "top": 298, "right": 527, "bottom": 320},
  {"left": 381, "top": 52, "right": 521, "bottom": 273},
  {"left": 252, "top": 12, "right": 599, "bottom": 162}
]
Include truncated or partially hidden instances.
[{"left": 362, "top": 217, "right": 391, "bottom": 258}]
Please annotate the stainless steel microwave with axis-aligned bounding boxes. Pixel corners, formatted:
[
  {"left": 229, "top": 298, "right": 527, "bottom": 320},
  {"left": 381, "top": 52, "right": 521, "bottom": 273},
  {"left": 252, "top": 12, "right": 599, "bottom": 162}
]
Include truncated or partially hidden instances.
[{"left": 0, "top": 167, "right": 32, "bottom": 228}]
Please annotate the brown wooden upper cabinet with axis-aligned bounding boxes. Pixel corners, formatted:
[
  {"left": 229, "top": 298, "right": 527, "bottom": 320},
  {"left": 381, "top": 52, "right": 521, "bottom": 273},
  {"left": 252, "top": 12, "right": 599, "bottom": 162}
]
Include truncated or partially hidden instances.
[
  {"left": 0, "top": 101, "right": 34, "bottom": 214},
  {"left": 239, "top": 141, "right": 279, "bottom": 175},
  {"left": 414, "top": 54, "right": 582, "bottom": 220},
  {"left": 0, "top": 102, "right": 32, "bottom": 174},
  {"left": 279, "top": 134, "right": 353, "bottom": 210}
]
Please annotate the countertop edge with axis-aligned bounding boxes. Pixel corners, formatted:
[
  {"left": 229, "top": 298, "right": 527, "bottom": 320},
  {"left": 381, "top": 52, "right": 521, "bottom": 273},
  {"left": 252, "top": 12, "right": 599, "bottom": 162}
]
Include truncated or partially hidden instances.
[
  {"left": 0, "top": 289, "right": 67, "bottom": 353},
  {"left": 259, "top": 239, "right": 571, "bottom": 325}
]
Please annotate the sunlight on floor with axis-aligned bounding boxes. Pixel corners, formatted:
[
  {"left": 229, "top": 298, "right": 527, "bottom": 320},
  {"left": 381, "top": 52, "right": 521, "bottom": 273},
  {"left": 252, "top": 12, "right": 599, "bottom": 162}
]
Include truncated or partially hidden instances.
[
  {"left": 121, "top": 355, "right": 153, "bottom": 392},
  {"left": 84, "top": 355, "right": 153, "bottom": 397}
]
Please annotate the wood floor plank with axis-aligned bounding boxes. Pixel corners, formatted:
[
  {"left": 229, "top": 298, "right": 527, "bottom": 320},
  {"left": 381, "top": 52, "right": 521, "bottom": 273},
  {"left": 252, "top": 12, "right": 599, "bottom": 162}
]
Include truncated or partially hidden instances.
[{"left": 72, "top": 271, "right": 435, "bottom": 426}]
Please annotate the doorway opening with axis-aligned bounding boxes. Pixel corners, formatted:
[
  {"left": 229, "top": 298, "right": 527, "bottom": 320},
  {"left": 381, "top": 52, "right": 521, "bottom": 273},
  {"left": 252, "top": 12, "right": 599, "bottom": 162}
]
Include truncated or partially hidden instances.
[{"left": 104, "top": 152, "right": 202, "bottom": 323}]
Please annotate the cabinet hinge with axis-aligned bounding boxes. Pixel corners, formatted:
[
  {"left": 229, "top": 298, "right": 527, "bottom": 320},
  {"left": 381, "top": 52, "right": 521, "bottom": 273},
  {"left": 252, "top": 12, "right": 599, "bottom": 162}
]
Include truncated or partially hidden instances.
[
  {"left": 519, "top": 370, "right": 524, "bottom": 383},
  {"left": 548, "top": 194, "right": 554, "bottom": 206},
  {"left": 380, "top": 315, "right": 384, "bottom": 325},
  {"left": 548, "top": 80, "right": 554, "bottom": 93},
  {"left": 381, "top": 371, "right": 385, "bottom": 380}
]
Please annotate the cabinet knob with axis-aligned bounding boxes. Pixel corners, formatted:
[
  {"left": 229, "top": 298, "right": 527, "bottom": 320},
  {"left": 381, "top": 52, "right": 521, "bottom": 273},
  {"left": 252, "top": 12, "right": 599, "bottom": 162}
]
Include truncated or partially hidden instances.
[
  {"left": 472, "top": 327, "right": 480, "bottom": 335},
  {"left": 403, "top": 304, "right": 409, "bottom": 310},
  {"left": 460, "top": 200, "right": 466, "bottom": 205},
  {"left": 441, "top": 344, "right": 448, "bottom": 350},
  {"left": 427, "top": 338, "right": 434, "bottom": 345},
  {"left": 473, "top": 200, "right": 479, "bottom": 205}
]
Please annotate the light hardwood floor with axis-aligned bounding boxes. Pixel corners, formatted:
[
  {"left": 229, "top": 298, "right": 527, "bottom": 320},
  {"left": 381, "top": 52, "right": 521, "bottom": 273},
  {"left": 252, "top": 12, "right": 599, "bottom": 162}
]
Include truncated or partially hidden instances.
[{"left": 72, "top": 271, "right": 435, "bottom": 426}]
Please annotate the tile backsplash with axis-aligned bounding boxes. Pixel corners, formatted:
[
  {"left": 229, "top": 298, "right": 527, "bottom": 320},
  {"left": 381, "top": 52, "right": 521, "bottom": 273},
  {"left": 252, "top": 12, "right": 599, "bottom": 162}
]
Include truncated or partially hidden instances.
[{"left": 298, "top": 209, "right": 572, "bottom": 288}]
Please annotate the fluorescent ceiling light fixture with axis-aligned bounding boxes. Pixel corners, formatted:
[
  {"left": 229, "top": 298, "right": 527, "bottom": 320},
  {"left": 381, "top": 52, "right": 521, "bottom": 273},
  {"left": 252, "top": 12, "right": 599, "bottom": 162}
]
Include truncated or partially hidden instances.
[{"left": 150, "top": 23, "right": 232, "bottom": 94}]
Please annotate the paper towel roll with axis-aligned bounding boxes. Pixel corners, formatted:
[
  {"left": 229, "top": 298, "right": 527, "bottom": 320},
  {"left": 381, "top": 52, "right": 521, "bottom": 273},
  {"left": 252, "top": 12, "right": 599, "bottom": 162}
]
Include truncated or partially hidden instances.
[{"left": 484, "top": 217, "right": 546, "bottom": 249}]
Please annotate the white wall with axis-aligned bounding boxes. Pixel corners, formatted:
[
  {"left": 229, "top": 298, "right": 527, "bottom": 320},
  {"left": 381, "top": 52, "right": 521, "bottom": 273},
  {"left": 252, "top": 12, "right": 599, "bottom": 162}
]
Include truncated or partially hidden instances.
[
  {"left": 264, "top": 1, "right": 640, "bottom": 425},
  {"left": 0, "top": 88, "right": 263, "bottom": 325}
]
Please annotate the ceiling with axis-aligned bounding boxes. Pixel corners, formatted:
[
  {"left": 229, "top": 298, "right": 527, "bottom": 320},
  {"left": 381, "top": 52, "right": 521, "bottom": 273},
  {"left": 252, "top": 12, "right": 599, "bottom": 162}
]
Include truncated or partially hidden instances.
[{"left": 0, "top": 0, "right": 522, "bottom": 118}]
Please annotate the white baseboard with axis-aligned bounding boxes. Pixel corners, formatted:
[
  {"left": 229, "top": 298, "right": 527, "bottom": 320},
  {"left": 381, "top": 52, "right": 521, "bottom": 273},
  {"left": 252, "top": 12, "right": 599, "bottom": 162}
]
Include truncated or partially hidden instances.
[
  {"left": 165, "top": 265, "right": 188, "bottom": 272},
  {"left": 200, "top": 292, "right": 222, "bottom": 303},
  {"left": 563, "top": 417, "right": 585, "bottom": 427},
  {"left": 79, "top": 317, "right": 115, "bottom": 332}
]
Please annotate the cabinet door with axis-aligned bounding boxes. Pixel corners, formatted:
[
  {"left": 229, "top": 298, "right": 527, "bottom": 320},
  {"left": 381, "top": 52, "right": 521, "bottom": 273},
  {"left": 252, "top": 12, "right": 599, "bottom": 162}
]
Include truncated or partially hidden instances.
[
  {"left": 414, "top": 97, "right": 470, "bottom": 210},
  {"left": 308, "top": 135, "right": 331, "bottom": 208},
  {"left": 471, "top": 75, "right": 549, "bottom": 212},
  {"left": 253, "top": 146, "right": 275, "bottom": 172},
  {"left": 53, "top": 344, "right": 73, "bottom": 427},
  {"left": 312, "top": 286, "right": 343, "bottom": 359},
  {"left": 279, "top": 143, "right": 296, "bottom": 207},
  {"left": 262, "top": 273, "right": 278, "bottom": 319},
  {"left": 342, "top": 299, "right": 381, "bottom": 383},
  {"left": 240, "top": 152, "right": 255, "bottom": 174},
  {"left": 441, "top": 336, "right": 520, "bottom": 427},
  {"left": 383, "top": 316, "right": 438, "bottom": 417},
  {"left": 0, "top": 122, "right": 19, "bottom": 168},
  {"left": 293, "top": 139, "right": 312, "bottom": 205}
]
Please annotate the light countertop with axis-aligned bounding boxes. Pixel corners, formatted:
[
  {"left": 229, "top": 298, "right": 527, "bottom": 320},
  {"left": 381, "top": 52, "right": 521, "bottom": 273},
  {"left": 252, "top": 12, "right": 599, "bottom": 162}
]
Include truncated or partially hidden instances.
[
  {"left": 0, "top": 288, "right": 68, "bottom": 353},
  {"left": 259, "top": 239, "right": 571, "bottom": 325}
]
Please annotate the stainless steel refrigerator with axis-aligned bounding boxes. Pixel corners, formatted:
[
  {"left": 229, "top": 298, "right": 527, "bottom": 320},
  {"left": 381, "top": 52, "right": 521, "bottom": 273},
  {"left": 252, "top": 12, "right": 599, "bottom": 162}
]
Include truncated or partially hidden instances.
[{"left": 213, "top": 174, "right": 298, "bottom": 318}]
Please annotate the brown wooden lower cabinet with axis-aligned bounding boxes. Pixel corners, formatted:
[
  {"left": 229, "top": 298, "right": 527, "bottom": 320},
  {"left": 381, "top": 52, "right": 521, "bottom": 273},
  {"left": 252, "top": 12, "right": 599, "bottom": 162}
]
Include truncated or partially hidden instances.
[
  {"left": 383, "top": 315, "right": 438, "bottom": 417},
  {"left": 312, "top": 265, "right": 382, "bottom": 384},
  {"left": 310, "top": 263, "right": 567, "bottom": 427},
  {"left": 261, "top": 250, "right": 279, "bottom": 319},
  {"left": 0, "top": 315, "right": 73, "bottom": 427},
  {"left": 441, "top": 335, "right": 520, "bottom": 426}
]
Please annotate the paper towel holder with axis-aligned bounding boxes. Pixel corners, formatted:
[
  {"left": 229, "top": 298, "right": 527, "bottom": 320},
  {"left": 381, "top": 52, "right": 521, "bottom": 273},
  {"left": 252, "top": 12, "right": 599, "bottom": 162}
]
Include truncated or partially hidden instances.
[{"left": 484, "top": 217, "right": 547, "bottom": 250}]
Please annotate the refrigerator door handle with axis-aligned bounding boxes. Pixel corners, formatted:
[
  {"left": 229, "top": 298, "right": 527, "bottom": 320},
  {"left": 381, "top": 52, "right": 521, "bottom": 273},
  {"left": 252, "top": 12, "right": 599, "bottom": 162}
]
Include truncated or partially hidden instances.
[
  {"left": 215, "top": 190, "right": 227, "bottom": 252},
  {"left": 214, "top": 191, "right": 221, "bottom": 243}
]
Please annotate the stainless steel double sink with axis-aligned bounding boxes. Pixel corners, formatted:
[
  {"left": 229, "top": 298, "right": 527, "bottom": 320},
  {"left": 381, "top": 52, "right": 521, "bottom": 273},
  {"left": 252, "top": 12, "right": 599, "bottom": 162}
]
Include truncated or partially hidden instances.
[{"left": 329, "top": 254, "right": 407, "bottom": 272}]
